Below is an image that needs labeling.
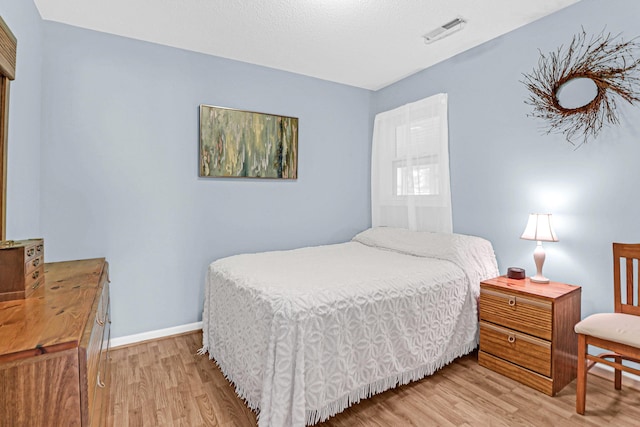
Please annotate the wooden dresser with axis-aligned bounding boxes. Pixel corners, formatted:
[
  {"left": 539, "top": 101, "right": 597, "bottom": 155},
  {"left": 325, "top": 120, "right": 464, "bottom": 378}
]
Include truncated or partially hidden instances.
[
  {"left": 0, "top": 258, "right": 111, "bottom": 426},
  {"left": 478, "top": 276, "right": 581, "bottom": 396}
]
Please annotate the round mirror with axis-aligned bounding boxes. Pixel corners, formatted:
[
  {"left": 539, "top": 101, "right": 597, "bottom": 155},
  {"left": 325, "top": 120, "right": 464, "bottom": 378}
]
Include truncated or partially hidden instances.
[{"left": 555, "top": 77, "right": 599, "bottom": 110}]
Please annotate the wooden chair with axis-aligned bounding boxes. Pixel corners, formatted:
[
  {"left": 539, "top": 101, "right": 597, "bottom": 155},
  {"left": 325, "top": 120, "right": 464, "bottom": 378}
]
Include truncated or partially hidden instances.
[{"left": 574, "top": 243, "right": 640, "bottom": 414}]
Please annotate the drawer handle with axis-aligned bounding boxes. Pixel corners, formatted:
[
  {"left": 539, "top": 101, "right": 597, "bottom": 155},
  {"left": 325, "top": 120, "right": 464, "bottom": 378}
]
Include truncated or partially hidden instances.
[
  {"left": 508, "top": 335, "right": 516, "bottom": 343},
  {"left": 32, "top": 281, "right": 41, "bottom": 290},
  {"left": 32, "top": 270, "right": 40, "bottom": 280},
  {"left": 96, "top": 317, "right": 105, "bottom": 326},
  {"left": 32, "top": 258, "right": 40, "bottom": 268},
  {"left": 36, "top": 245, "right": 43, "bottom": 253},
  {"left": 97, "top": 372, "right": 105, "bottom": 388},
  {"left": 27, "top": 248, "right": 35, "bottom": 257},
  {"left": 508, "top": 296, "right": 516, "bottom": 307}
]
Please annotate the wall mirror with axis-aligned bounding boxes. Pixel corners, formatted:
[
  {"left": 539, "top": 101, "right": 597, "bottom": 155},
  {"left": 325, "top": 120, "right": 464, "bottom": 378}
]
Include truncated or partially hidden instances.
[
  {"left": 523, "top": 29, "right": 640, "bottom": 147},
  {"left": 555, "top": 77, "right": 599, "bottom": 110}
]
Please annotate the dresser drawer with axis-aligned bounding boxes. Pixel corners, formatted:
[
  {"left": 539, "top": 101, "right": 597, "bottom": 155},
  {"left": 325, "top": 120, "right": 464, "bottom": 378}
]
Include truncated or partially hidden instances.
[
  {"left": 24, "top": 241, "right": 43, "bottom": 263},
  {"left": 24, "top": 255, "right": 43, "bottom": 276},
  {"left": 480, "top": 287, "right": 552, "bottom": 340},
  {"left": 84, "top": 274, "right": 109, "bottom": 426},
  {"left": 24, "top": 264, "right": 45, "bottom": 297},
  {"left": 91, "top": 302, "right": 111, "bottom": 427},
  {"left": 480, "top": 321, "right": 551, "bottom": 376}
]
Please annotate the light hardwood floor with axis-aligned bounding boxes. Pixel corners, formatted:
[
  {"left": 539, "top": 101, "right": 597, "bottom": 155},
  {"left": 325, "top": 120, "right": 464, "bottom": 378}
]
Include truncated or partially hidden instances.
[{"left": 106, "top": 332, "right": 640, "bottom": 426}]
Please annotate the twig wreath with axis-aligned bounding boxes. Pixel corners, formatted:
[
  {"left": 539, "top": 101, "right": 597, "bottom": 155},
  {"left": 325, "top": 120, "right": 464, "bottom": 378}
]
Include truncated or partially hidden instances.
[{"left": 522, "top": 29, "right": 640, "bottom": 146}]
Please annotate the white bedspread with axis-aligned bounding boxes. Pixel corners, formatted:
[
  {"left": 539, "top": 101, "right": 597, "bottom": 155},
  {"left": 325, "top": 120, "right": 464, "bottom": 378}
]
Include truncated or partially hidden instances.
[{"left": 201, "top": 227, "right": 498, "bottom": 426}]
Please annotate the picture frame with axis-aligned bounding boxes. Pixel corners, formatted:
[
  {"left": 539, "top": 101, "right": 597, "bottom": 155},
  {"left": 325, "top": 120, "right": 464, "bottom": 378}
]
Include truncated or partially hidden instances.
[{"left": 199, "top": 104, "right": 298, "bottom": 179}]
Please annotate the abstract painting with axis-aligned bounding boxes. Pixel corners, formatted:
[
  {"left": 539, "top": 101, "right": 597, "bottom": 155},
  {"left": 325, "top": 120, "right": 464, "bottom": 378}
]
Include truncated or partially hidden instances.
[{"left": 199, "top": 105, "right": 298, "bottom": 179}]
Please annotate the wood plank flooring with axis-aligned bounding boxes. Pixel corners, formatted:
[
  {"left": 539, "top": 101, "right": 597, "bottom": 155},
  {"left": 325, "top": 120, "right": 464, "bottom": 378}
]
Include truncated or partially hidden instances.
[{"left": 106, "top": 331, "right": 640, "bottom": 426}]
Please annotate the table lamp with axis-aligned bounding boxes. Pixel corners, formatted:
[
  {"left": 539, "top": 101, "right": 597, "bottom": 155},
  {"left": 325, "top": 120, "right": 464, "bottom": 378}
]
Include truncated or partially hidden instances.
[{"left": 520, "top": 213, "right": 558, "bottom": 283}]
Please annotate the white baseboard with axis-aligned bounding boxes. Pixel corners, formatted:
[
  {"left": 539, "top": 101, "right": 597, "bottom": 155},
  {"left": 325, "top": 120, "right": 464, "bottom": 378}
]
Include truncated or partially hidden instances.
[
  {"left": 590, "top": 364, "right": 640, "bottom": 391},
  {"left": 110, "top": 321, "right": 203, "bottom": 349}
]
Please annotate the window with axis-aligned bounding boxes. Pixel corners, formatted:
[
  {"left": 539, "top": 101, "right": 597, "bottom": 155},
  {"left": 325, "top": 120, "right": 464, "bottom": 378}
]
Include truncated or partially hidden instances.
[
  {"left": 393, "top": 116, "right": 442, "bottom": 196},
  {"left": 394, "top": 156, "right": 440, "bottom": 196},
  {"left": 371, "top": 93, "right": 452, "bottom": 232}
]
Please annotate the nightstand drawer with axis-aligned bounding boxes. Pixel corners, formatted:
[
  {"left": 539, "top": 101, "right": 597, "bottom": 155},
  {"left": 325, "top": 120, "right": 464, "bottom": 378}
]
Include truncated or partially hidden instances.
[
  {"left": 480, "top": 288, "right": 552, "bottom": 340},
  {"left": 480, "top": 321, "right": 551, "bottom": 376},
  {"left": 478, "top": 351, "right": 554, "bottom": 396}
]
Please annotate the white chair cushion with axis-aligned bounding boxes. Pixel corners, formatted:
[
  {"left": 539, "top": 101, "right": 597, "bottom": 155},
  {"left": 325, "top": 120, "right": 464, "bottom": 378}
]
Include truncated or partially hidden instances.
[{"left": 575, "top": 313, "right": 640, "bottom": 348}]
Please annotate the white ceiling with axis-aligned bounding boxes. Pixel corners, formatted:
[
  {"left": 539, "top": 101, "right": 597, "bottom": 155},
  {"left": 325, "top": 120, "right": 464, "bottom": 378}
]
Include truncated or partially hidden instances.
[{"left": 33, "top": 0, "right": 581, "bottom": 90}]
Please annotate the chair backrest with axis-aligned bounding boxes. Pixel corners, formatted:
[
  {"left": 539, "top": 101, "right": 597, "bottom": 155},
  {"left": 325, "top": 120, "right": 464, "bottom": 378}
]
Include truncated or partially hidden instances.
[{"left": 613, "top": 243, "right": 640, "bottom": 316}]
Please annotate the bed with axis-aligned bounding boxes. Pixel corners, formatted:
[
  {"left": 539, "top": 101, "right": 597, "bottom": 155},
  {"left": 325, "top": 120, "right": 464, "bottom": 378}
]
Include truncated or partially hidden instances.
[{"left": 200, "top": 227, "right": 499, "bottom": 426}]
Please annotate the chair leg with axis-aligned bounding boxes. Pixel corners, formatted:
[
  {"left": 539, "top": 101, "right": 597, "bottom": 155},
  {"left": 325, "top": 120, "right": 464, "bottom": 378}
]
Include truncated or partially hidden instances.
[
  {"left": 614, "top": 355, "right": 622, "bottom": 390},
  {"left": 576, "top": 334, "right": 587, "bottom": 415}
]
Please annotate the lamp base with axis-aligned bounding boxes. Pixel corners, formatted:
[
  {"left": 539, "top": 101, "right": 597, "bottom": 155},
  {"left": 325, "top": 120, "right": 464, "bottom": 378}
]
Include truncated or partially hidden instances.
[
  {"left": 530, "top": 274, "right": 550, "bottom": 284},
  {"left": 530, "top": 242, "right": 550, "bottom": 284}
]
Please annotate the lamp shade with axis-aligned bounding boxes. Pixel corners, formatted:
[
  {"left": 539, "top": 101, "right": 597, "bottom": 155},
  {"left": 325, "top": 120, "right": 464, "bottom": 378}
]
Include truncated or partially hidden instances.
[{"left": 520, "top": 213, "right": 559, "bottom": 242}]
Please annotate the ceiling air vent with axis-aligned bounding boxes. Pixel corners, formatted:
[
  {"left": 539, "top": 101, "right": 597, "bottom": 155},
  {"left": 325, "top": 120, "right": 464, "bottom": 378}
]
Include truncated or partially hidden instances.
[{"left": 423, "top": 17, "right": 466, "bottom": 44}]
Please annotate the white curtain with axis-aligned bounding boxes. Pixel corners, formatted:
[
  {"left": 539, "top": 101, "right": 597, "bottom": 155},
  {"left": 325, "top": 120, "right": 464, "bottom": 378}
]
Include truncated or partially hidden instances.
[{"left": 371, "top": 93, "right": 452, "bottom": 232}]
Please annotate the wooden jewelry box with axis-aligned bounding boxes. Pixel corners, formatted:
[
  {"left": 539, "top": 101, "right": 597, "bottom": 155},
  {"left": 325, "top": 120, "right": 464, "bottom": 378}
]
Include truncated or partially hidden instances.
[{"left": 0, "top": 238, "right": 44, "bottom": 302}]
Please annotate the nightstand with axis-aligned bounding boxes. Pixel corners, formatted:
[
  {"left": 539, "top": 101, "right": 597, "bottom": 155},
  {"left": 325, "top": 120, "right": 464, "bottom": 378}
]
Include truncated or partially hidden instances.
[{"left": 478, "top": 276, "right": 581, "bottom": 396}]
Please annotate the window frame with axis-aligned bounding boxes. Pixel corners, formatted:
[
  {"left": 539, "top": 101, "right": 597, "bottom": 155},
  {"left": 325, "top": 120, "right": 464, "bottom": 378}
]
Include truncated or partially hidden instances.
[{"left": 393, "top": 154, "right": 441, "bottom": 197}]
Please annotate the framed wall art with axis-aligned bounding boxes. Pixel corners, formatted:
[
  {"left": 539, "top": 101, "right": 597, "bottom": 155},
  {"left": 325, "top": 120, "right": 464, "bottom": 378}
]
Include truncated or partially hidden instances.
[{"left": 199, "top": 105, "right": 298, "bottom": 179}]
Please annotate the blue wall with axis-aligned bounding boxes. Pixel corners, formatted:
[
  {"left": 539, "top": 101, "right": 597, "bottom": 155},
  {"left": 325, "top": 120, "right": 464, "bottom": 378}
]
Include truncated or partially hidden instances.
[
  {"left": 2, "top": 0, "right": 42, "bottom": 238},
  {"left": 39, "top": 23, "right": 372, "bottom": 337},
  {"left": 373, "top": 0, "right": 640, "bottom": 318},
  {"left": 5, "top": 0, "right": 639, "bottom": 339}
]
